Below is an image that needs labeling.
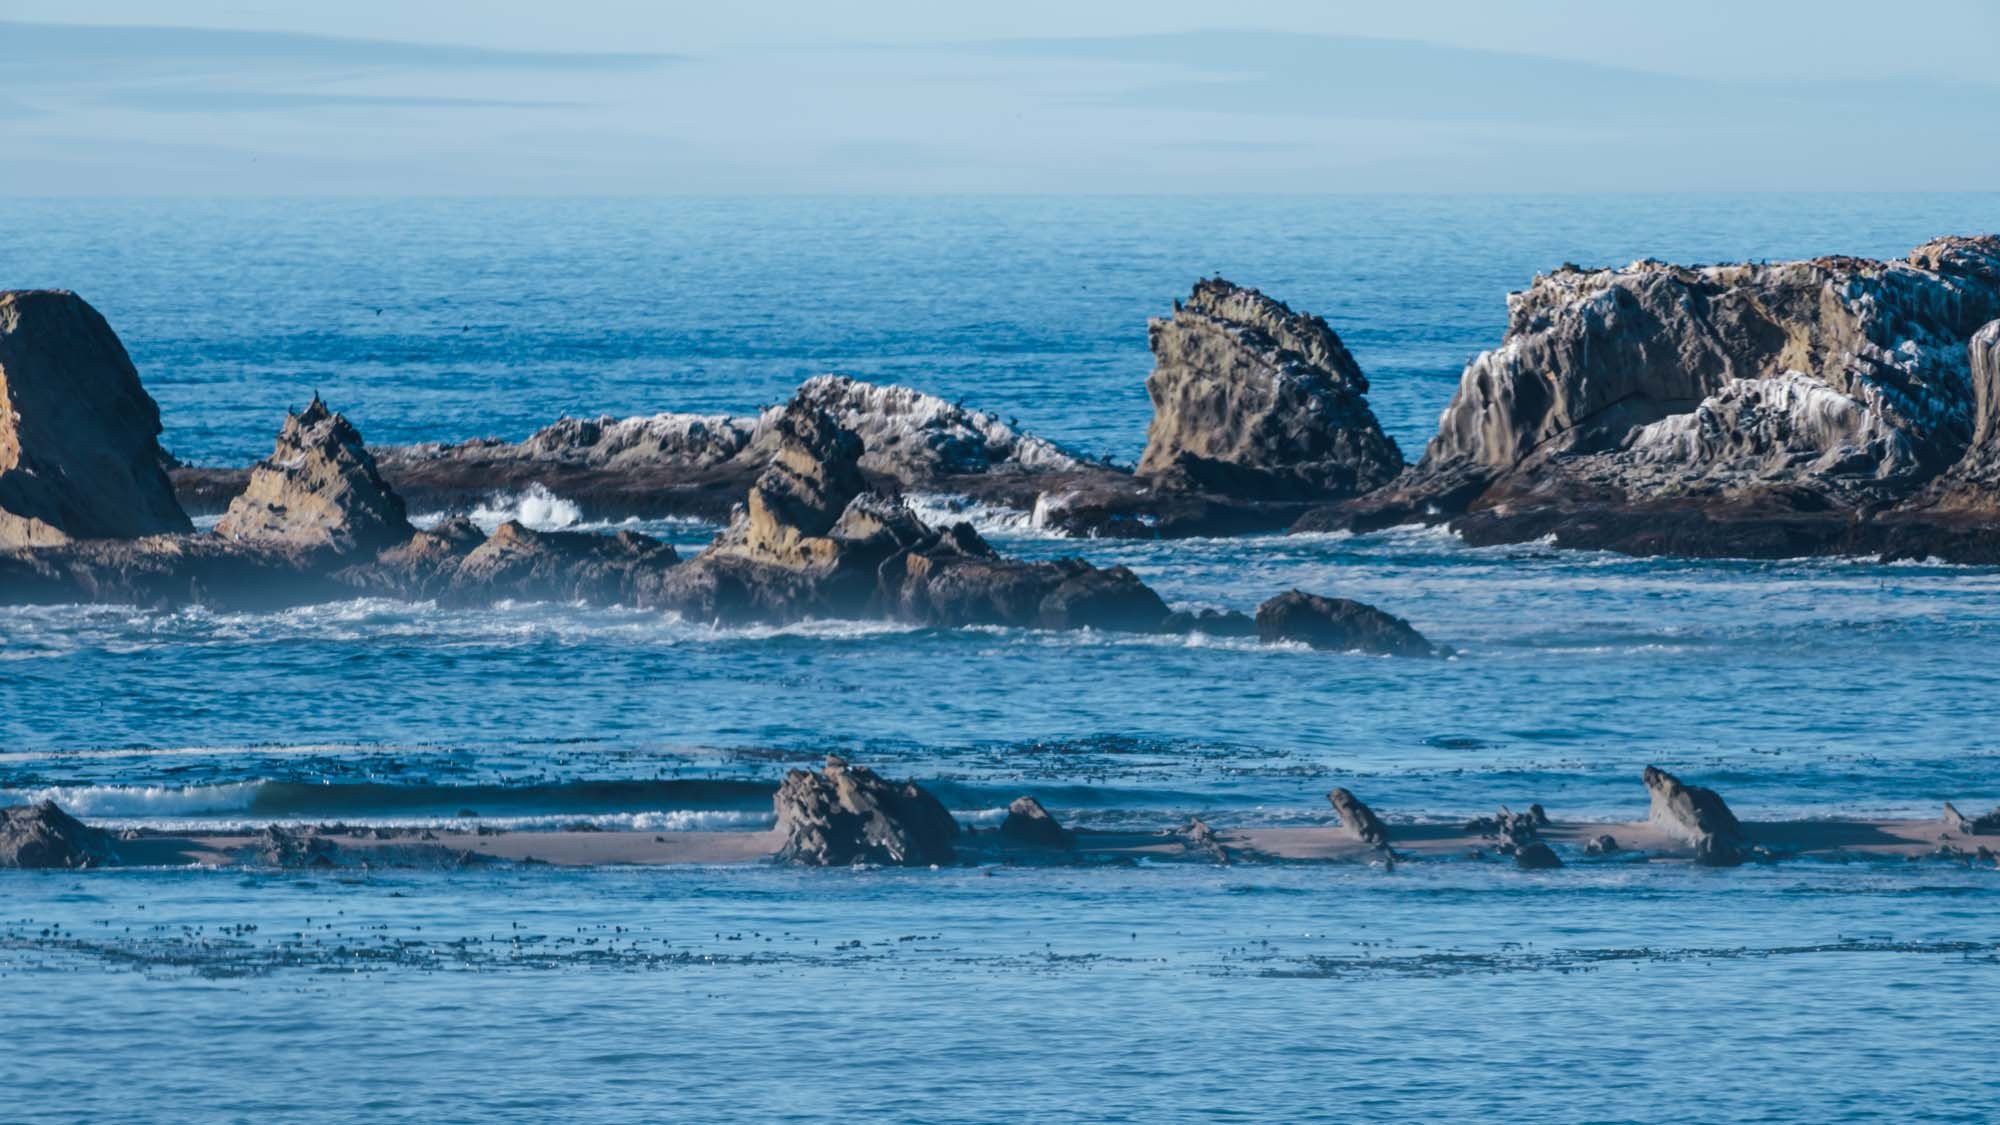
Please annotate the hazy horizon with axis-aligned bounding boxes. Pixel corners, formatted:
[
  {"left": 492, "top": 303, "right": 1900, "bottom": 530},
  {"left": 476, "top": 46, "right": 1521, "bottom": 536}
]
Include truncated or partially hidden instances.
[{"left": 5, "top": 2, "right": 1999, "bottom": 195}]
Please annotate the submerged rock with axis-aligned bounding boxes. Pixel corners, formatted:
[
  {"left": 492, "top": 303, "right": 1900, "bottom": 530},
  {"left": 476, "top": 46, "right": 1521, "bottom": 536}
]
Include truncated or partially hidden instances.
[
  {"left": 1255, "top": 590, "right": 1437, "bottom": 657},
  {"left": 1584, "top": 834, "right": 1621, "bottom": 856},
  {"left": 1326, "top": 787, "right": 1390, "bottom": 846},
  {"left": 772, "top": 756, "right": 959, "bottom": 867},
  {"left": 1139, "top": 278, "right": 1403, "bottom": 499},
  {"left": 0, "top": 290, "right": 192, "bottom": 546},
  {"left": 1643, "top": 765, "right": 1746, "bottom": 867},
  {"left": 0, "top": 801, "right": 118, "bottom": 869},
  {"left": 1513, "top": 842, "right": 1563, "bottom": 870},
  {"left": 214, "top": 397, "right": 414, "bottom": 556},
  {"left": 999, "top": 796, "right": 1074, "bottom": 848}
]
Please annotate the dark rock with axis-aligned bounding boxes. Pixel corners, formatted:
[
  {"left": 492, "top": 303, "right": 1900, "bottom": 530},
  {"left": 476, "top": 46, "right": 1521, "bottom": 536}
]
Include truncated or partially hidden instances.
[
  {"left": 0, "top": 290, "right": 192, "bottom": 546},
  {"left": 255, "top": 825, "right": 339, "bottom": 868},
  {"left": 0, "top": 801, "right": 118, "bottom": 869},
  {"left": 1643, "top": 765, "right": 1745, "bottom": 867},
  {"left": 1327, "top": 787, "right": 1389, "bottom": 845},
  {"left": 448, "top": 521, "right": 677, "bottom": 604},
  {"left": 1034, "top": 563, "right": 1172, "bottom": 632},
  {"left": 1140, "top": 278, "right": 1403, "bottom": 499},
  {"left": 998, "top": 796, "right": 1074, "bottom": 848},
  {"left": 1584, "top": 834, "right": 1620, "bottom": 856},
  {"left": 772, "top": 756, "right": 959, "bottom": 867},
  {"left": 1255, "top": 590, "right": 1437, "bottom": 657},
  {"left": 1943, "top": 801, "right": 2000, "bottom": 836},
  {"left": 214, "top": 397, "right": 415, "bottom": 556},
  {"left": 1513, "top": 842, "right": 1563, "bottom": 869}
]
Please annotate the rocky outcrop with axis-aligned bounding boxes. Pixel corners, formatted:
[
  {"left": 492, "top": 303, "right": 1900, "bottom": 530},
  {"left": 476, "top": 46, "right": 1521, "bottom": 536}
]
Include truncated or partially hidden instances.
[
  {"left": 1255, "top": 590, "right": 1438, "bottom": 657},
  {"left": 772, "top": 756, "right": 959, "bottom": 867},
  {"left": 0, "top": 801, "right": 118, "bottom": 869},
  {"left": 1920, "top": 321, "right": 2000, "bottom": 509},
  {"left": 999, "top": 796, "right": 1074, "bottom": 848},
  {"left": 1513, "top": 842, "right": 1563, "bottom": 869},
  {"left": 1315, "top": 237, "right": 2000, "bottom": 560},
  {"left": 1326, "top": 787, "right": 1389, "bottom": 845},
  {"left": 0, "top": 290, "right": 192, "bottom": 546},
  {"left": 1140, "top": 279, "right": 1403, "bottom": 499},
  {"left": 448, "top": 522, "right": 678, "bottom": 605},
  {"left": 1643, "top": 765, "right": 1746, "bottom": 867},
  {"left": 254, "top": 825, "right": 339, "bottom": 868},
  {"left": 1942, "top": 801, "right": 2000, "bottom": 836},
  {"left": 214, "top": 397, "right": 415, "bottom": 556}
]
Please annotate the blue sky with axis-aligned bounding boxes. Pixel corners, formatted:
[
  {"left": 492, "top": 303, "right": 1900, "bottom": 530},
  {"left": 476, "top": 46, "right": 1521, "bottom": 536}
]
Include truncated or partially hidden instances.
[{"left": 4, "top": 1, "right": 1998, "bottom": 193}]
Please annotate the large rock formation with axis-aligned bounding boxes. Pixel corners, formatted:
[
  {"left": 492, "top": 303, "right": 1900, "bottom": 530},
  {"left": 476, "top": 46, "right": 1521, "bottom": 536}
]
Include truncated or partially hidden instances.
[
  {"left": 772, "top": 756, "right": 960, "bottom": 867},
  {"left": 214, "top": 397, "right": 415, "bottom": 556},
  {"left": 1643, "top": 766, "right": 1746, "bottom": 867},
  {"left": 1316, "top": 236, "right": 2000, "bottom": 559},
  {"left": 0, "top": 801, "right": 118, "bottom": 869},
  {"left": 1255, "top": 590, "right": 1438, "bottom": 657},
  {"left": 1921, "top": 320, "right": 2000, "bottom": 509},
  {"left": 448, "top": 522, "right": 678, "bottom": 605},
  {"left": 1139, "top": 279, "right": 1403, "bottom": 499},
  {"left": 0, "top": 290, "right": 192, "bottom": 546}
]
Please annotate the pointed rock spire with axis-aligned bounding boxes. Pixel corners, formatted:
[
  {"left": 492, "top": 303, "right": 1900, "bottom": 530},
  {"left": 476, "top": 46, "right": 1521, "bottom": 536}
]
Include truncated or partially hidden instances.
[{"left": 214, "top": 396, "right": 414, "bottom": 555}]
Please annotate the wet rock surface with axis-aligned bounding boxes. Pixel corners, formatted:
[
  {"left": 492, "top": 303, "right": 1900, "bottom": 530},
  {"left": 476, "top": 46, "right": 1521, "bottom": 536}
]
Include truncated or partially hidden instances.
[
  {"left": 0, "top": 290, "right": 192, "bottom": 546},
  {"left": 1256, "top": 590, "right": 1438, "bottom": 657},
  {"left": 0, "top": 801, "right": 118, "bottom": 869},
  {"left": 772, "top": 756, "right": 960, "bottom": 867}
]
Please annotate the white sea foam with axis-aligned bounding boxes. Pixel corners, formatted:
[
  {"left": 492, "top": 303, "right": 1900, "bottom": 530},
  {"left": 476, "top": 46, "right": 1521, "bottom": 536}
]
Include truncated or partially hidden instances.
[
  {"left": 467, "top": 483, "right": 585, "bottom": 532},
  {"left": 1, "top": 781, "right": 264, "bottom": 817},
  {"left": 904, "top": 492, "right": 1066, "bottom": 539}
]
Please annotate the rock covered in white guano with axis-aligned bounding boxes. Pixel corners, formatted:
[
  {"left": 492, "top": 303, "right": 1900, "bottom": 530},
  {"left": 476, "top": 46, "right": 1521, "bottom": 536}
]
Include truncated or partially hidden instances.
[
  {"left": 1407, "top": 237, "right": 2000, "bottom": 504},
  {"left": 1139, "top": 279, "right": 1403, "bottom": 498},
  {"left": 786, "top": 375, "right": 1086, "bottom": 479},
  {"left": 1924, "top": 320, "right": 2000, "bottom": 508},
  {"left": 1326, "top": 787, "right": 1390, "bottom": 845},
  {"left": 214, "top": 397, "right": 415, "bottom": 555},
  {"left": 1643, "top": 765, "right": 1746, "bottom": 867},
  {"left": 772, "top": 755, "right": 959, "bottom": 867},
  {"left": 0, "top": 801, "right": 118, "bottom": 869},
  {"left": 0, "top": 290, "right": 192, "bottom": 546}
]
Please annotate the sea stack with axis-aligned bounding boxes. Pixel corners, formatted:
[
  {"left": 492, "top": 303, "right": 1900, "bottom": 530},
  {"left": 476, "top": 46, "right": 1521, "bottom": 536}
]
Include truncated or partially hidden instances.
[
  {"left": 0, "top": 290, "right": 193, "bottom": 546},
  {"left": 1642, "top": 766, "right": 1746, "bottom": 867},
  {"left": 1139, "top": 278, "right": 1403, "bottom": 499},
  {"left": 214, "top": 396, "right": 416, "bottom": 556},
  {"left": 771, "top": 756, "right": 960, "bottom": 867}
]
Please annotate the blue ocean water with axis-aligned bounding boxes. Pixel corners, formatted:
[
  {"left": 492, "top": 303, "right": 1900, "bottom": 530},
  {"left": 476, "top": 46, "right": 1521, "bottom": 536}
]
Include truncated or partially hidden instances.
[{"left": 3, "top": 195, "right": 2000, "bottom": 1122}]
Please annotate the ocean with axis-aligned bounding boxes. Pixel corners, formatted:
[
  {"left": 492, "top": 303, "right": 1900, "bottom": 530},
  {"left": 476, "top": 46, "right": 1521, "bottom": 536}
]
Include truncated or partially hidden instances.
[{"left": 3, "top": 195, "right": 1999, "bottom": 1122}]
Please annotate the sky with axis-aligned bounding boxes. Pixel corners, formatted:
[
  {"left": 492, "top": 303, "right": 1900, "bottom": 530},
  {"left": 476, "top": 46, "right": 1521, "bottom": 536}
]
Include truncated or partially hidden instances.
[{"left": 4, "top": 1, "right": 1999, "bottom": 194}]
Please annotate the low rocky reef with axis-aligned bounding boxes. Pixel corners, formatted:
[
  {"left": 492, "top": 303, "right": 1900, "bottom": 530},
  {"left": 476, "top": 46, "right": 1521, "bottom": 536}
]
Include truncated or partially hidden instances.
[
  {"left": 32, "top": 233, "right": 2000, "bottom": 567},
  {"left": 0, "top": 290, "right": 1432, "bottom": 650},
  {"left": 10, "top": 763, "right": 1997, "bottom": 873}
]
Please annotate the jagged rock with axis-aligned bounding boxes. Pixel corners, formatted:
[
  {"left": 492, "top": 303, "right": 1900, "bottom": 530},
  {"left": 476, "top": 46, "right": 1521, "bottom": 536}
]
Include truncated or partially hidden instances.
[
  {"left": 1584, "top": 834, "right": 1620, "bottom": 856},
  {"left": 734, "top": 404, "right": 866, "bottom": 568},
  {"left": 1139, "top": 279, "right": 1403, "bottom": 499},
  {"left": 1513, "top": 842, "right": 1563, "bottom": 870},
  {"left": 772, "top": 756, "right": 959, "bottom": 867},
  {"left": 0, "top": 290, "right": 192, "bottom": 546},
  {"left": 1643, "top": 765, "right": 1746, "bottom": 867},
  {"left": 1943, "top": 800, "right": 2000, "bottom": 836},
  {"left": 1183, "top": 816, "right": 1230, "bottom": 863},
  {"left": 0, "top": 801, "right": 118, "bottom": 869},
  {"left": 1255, "top": 590, "right": 1437, "bottom": 657},
  {"left": 449, "top": 521, "right": 678, "bottom": 604},
  {"left": 1924, "top": 321, "right": 2000, "bottom": 508},
  {"left": 214, "top": 397, "right": 414, "bottom": 555},
  {"left": 1326, "top": 787, "right": 1389, "bottom": 845},
  {"left": 1330, "top": 236, "right": 2000, "bottom": 557},
  {"left": 1467, "top": 805, "right": 1542, "bottom": 848},
  {"left": 788, "top": 375, "right": 1086, "bottom": 480},
  {"left": 255, "top": 825, "right": 339, "bottom": 868},
  {"left": 999, "top": 796, "right": 1074, "bottom": 848}
]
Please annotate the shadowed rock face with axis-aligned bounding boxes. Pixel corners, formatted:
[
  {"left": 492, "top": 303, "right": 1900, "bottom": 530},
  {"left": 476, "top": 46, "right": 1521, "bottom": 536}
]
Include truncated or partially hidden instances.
[
  {"left": 1923, "top": 320, "right": 2000, "bottom": 508},
  {"left": 0, "top": 290, "right": 192, "bottom": 546},
  {"left": 0, "top": 801, "right": 118, "bottom": 869},
  {"left": 214, "top": 397, "right": 415, "bottom": 556},
  {"left": 773, "top": 756, "right": 959, "bottom": 867},
  {"left": 1643, "top": 766, "right": 1745, "bottom": 867},
  {"left": 1256, "top": 590, "right": 1437, "bottom": 657},
  {"left": 999, "top": 796, "right": 1074, "bottom": 848},
  {"left": 1140, "top": 279, "right": 1403, "bottom": 499}
]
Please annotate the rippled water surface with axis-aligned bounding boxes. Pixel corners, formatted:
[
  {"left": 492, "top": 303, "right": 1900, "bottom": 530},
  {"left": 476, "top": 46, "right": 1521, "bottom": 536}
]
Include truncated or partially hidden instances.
[{"left": 4, "top": 196, "right": 2000, "bottom": 1122}]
